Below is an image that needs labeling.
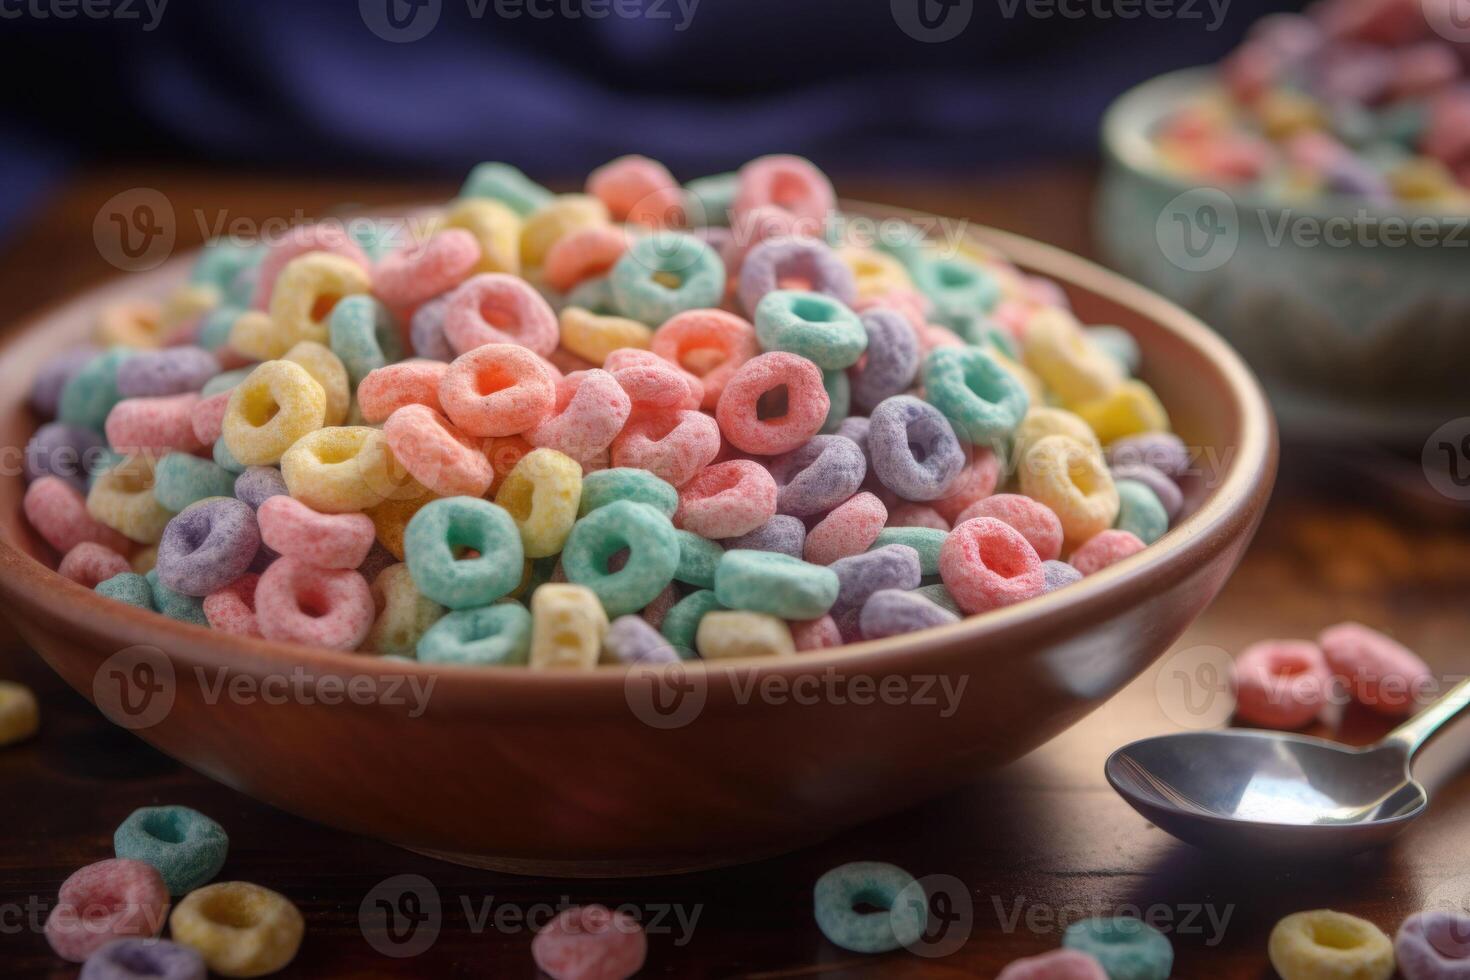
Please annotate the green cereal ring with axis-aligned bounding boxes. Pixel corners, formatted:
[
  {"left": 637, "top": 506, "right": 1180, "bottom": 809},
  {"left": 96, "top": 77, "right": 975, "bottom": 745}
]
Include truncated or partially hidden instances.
[
  {"left": 713, "top": 549, "right": 840, "bottom": 621},
  {"left": 97, "top": 571, "right": 155, "bottom": 609},
  {"left": 753, "top": 290, "right": 867, "bottom": 370},
  {"left": 212, "top": 437, "right": 247, "bottom": 475},
  {"left": 912, "top": 582, "right": 961, "bottom": 616},
  {"left": 366, "top": 563, "right": 445, "bottom": 658},
  {"left": 871, "top": 527, "right": 945, "bottom": 577},
  {"left": 922, "top": 347, "right": 1029, "bottom": 446},
  {"left": 578, "top": 468, "right": 678, "bottom": 519},
  {"left": 114, "top": 804, "right": 229, "bottom": 896},
  {"left": 1063, "top": 917, "right": 1173, "bottom": 980},
  {"left": 684, "top": 172, "right": 736, "bottom": 227},
  {"left": 610, "top": 232, "right": 726, "bottom": 326},
  {"left": 201, "top": 367, "right": 253, "bottom": 397},
  {"left": 329, "top": 295, "right": 402, "bottom": 388},
  {"left": 812, "top": 861, "right": 926, "bottom": 954},
  {"left": 459, "top": 161, "right": 554, "bottom": 217},
  {"left": 153, "top": 453, "right": 237, "bottom": 512},
  {"left": 190, "top": 240, "right": 259, "bottom": 292},
  {"left": 1114, "top": 478, "right": 1168, "bottom": 545},
  {"left": 561, "top": 500, "right": 679, "bottom": 617},
  {"left": 910, "top": 255, "right": 1000, "bottom": 330},
  {"left": 660, "top": 590, "right": 724, "bottom": 659},
  {"left": 146, "top": 569, "right": 208, "bottom": 625},
  {"left": 404, "top": 497, "right": 525, "bottom": 610},
  {"left": 674, "top": 530, "right": 724, "bottom": 590},
  {"left": 417, "top": 602, "right": 532, "bottom": 666},
  {"left": 58, "top": 348, "right": 130, "bottom": 432},
  {"left": 820, "top": 367, "right": 850, "bottom": 435}
]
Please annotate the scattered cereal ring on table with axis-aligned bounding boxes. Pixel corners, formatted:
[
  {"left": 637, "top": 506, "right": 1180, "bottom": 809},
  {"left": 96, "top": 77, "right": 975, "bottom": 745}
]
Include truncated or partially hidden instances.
[
  {"left": 1269, "top": 910, "right": 1393, "bottom": 980},
  {"left": 1063, "top": 917, "right": 1173, "bottom": 980},
  {"left": 996, "top": 949, "right": 1108, "bottom": 979},
  {"left": 1319, "top": 621, "right": 1431, "bottom": 717},
  {"left": 113, "top": 805, "right": 229, "bottom": 896},
  {"left": 812, "top": 861, "right": 925, "bottom": 955},
  {"left": 44, "top": 859, "right": 169, "bottom": 963},
  {"left": 531, "top": 904, "right": 647, "bottom": 980},
  {"left": 170, "top": 881, "right": 304, "bottom": 978},
  {"left": 1232, "top": 639, "right": 1332, "bottom": 729},
  {"left": 0, "top": 680, "right": 40, "bottom": 746},
  {"left": 1396, "top": 910, "right": 1470, "bottom": 980},
  {"left": 80, "top": 938, "right": 207, "bottom": 980}
]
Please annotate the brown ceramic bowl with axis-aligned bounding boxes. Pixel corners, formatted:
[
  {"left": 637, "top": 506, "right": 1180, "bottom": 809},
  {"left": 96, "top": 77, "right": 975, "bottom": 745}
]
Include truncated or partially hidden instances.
[{"left": 0, "top": 208, "right": 1275, "bottom": 876}]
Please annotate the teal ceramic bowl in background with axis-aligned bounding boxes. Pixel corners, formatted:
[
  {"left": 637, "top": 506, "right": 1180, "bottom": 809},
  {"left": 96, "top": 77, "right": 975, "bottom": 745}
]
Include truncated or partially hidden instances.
[{"left": 1097, "top": 68, "right": 1470, "bottom": 445}]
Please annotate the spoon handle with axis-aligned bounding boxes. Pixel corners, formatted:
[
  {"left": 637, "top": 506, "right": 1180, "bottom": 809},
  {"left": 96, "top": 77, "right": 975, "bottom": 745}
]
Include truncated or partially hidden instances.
[{"left": 1382, "top": 675, "right": 1470, "bottom": 758}]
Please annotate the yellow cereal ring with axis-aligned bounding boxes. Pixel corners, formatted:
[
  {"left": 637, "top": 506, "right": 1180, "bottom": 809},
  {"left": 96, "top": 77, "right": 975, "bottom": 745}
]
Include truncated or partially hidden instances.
[
  {"left": 242, "top": 252, "right": 371, "bottom": 359},
  {"left": 87, "top": 454, "right": 174, "bottom": 544},
  {"left": 160, "top": 282, "right": 221, "bottom": 333},
  {"left": 367, "top": 489, "right": 437, "bottom": 560},
  {"left": 170, "top": 881, "right": 304, "bottom": 978},
  {"left": 696, "top": 610, "right": 796, "bottom": 659},
  {"left": 1022, "top": 308, "right": 1124, "bottom": 407},
  {"left": 559, "top": 306, "right": 652, "bottom": 365},
  {"left": 494, "top": 447, "right": 582, "bottom": 558},
  {"left": 1074, "top": 380, "right": 1170, "bottom": 445},
  {"left": 221, "top": 360, "right": 327, "bottom": 466},
  {"left": 366, "top": 563, "right": 445, "bottom": 657},
  {"left": 1390, "top": 157, "right": 1459, "bottom": 201},
  {"left": 520, "top": 194, "right": 610, "bottom": 269},
  {"left": 283, "top": 340, "right": 350, "bottom": 427},
  {"left": 1267, "top": 910, "right": 1393, "bottom": 980},
  {"left": 1017, "top": 434, "right": 1119, "bottom": 549},
  {"left": 1257, "top": 89, "right": 1326, "bottom": 140},
  {"left": 839, "top": 246, "right": 912, "bottom": 300},
  {"left": 1013, "top": 406, "right": 1102, "bottom": 461},
  {"left": 281, "top": 426, "right": 416, "bottom": 514},
  {"left": 442, "top": 197, "right": 522, "bottom": 276},
  {"left": 97, "top": 299, "right": 165, "bottom": 348},
  {"left": 0, "top": 681, "right": 40, "bottom": 746},
  {"left": 991, "top": 347, "right": 1046, "bottom": 407},
  {"left": 529, "top": 583, "right": 607, "bottom": 669}
]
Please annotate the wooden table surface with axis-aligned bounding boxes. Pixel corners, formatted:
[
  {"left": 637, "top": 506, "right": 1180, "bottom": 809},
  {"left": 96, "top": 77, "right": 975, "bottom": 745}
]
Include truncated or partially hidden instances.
[{"left": 2, "top": 169, "right": 1469, "bottom": 978}]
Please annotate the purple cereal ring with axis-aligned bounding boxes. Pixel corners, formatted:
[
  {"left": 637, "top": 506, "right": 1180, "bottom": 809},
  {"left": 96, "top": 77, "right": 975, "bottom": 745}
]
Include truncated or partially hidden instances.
[
  {"left": 30, "top": 346, "right": 100, "bottom": 419},
  {"left": 830, "top": 543, "right": 922, "bottom": 616},
  {"left": 116, "top": 346, "right": 220, "bottom": 398},
  {"left": 1042, "top": 559, "right": 1083, "bottom": 593},
  {"left": 835, "top": 415, "right": 870, "bottom": 455},
  {"left": 82, "top": 939, "right": 206, "bottom": 980},
  {"left": 25, "top": 422, "right": 108, "bottom": 492},
  {"left": 605, "top": 615, "right": 680, "bottom": 664},
  {"left": 850, "top": 309, "right": 920, "bottom": 413},
  {"left": 1110, "top": 462, "right": 1183, "bottom": 521},
  {"left": 1397, "top": 911, "right": 1470, "bottom": 980},
  {"left": 867, "top": 395, "right": 965, "bottom": 502},
  {"left": 724, "top": 515, "right": 806, "bottom": 558},
  {"left": 737, "top": 237, "right": 856, "bottom": 317},
  {"left": 156, "top": 497, "right": 261, "bottom": 597},
  {"left": 234, "top": 466, "right": 289, "bottom": 510},
  {"left": 1107, "top": 432, "right": 1190, "bottom": 479},
  {"left": 770, "top": 435, "right": 867, "bottom": 518},
  {"left": 409, "top": 293, "right": 455, "bottom": 361},
  {"left": 859, "top": 588, "right": 959, "bottom": 639}
]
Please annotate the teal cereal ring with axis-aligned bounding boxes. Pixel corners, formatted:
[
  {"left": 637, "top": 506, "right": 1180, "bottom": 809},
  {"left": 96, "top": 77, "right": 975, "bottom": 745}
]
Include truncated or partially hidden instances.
[
  {"left": 922, "top": 346, "right": 1029, "bottom": 446},
  {"left": 871, "top": 527, "right": 946, "bottom": 577},
  {"left": 404, "top": 497, "right": 525, "bottom": 610},
  {"left": 146, "top": 569, "right": 208, "bottom": 625},
  {"left": 201, "top": 368, "right": 252, "bottom": 398},
  {"left": 328, "top": 294, "right": 402, "bottom": 387},
  {"left": 578, "top": 467, "right": 678, "bottom": 519},
  {"left": 460, "top": 161, "right": 553, "bottom": 217},
  {"left": 713, "top": 549, "right": 839, "bottom": 620},
  {"left": 812, "top": 861, "right": 925, "bottom": 954},
  {"left": 96, "top": 571, "right": 155, "bottom": 610},
  {"left": 820, "top": 367, "right": 851, "bottom": 434},
  {"left": 1114, "top": 478, "right": 1168, "bottom": 545},
  {"left": 609, "top": 232, "right": 725, "bottom": 325},
  {"left": 674, "top": 530, "right": 724, "bottom": 589},
  {"left": 212, "top": 438, "right": 247, "bottom": 475},
  {"left": 417, "top": 602, "right": 533, "bottom": 666},
  {"left": 198, "top": 305, "right": 241, "bottom": 352},
  {"left": 153, "top": 453, "right": 236, "bottom": 512},
  {"left": 1063, "top": 917, "right": 1173, "bottom": 980},
  {"left": 910, "top": 255, "right": 1000, "bottom": 330},
  {"left": 753, "top": 290, "right": 867, "bottom": 370},
  {"left": 684, "top": 172, "right": 736, "bottom": 227},
  {"left": 561, "top": 500, "right": 680, "bottom": 617},
  {"left": 659, "top": 589, "right": 724, "bottom": 659},
  {"left": 59, "top": 348, "right": 130, "bottom": 432},
  {"left": 114, "top": 805, "right": 229, "bottom": 896}
]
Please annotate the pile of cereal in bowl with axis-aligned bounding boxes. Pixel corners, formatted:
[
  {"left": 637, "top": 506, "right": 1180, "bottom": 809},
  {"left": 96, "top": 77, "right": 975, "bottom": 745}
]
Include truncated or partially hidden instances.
[
  {"left": 21, "top": 154, "right": 1190, "bottom": 665},
  {"left": 1151, "top": 0, "right": 1470, "bottom": 207}
]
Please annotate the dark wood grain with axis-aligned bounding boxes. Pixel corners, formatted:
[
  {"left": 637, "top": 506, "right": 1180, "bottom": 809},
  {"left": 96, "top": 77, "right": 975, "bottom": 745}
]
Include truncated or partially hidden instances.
[{"left": 1, "top": 169, "right": 1468, "bottom": 978}]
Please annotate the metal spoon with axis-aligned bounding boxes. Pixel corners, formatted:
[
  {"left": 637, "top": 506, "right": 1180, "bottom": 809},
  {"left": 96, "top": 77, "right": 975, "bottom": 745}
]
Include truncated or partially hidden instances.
[{"left": 1105, "top": 677, "right": 1470, "bottom": 855}]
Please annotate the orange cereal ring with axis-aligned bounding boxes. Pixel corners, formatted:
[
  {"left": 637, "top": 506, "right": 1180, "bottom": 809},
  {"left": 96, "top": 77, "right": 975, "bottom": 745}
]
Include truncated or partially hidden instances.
[
  {"left": 439, "top": 343, "right": 556, "bottom": 438},
  {"left": 650, "top": 309, "right": 760, "bottom": 410},
  {"left": 356, "top": 360, "right": 448, "bottom": 424},
  {"left": 586, "top": 155, "right": 684, "bottom": 228},
  {"left": 542, "top": 225, "right": 631, "bottom": 292},
  {"left": 383, "top": 403, "right": 494, "bottom": 498}
]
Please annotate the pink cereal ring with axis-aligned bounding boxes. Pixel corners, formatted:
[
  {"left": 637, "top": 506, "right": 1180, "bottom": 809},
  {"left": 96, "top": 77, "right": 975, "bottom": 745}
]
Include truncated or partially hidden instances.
[
  {"left": 604, "top": 348, "right": 702, "bottom": 412},
  {"left": 918, "top": 323, "right": 966, "bottom": 354},
  {"left": 650, "top": 309, "right": 760, "bottom": 409},
  {"left": 791, "top": 615, "right": 843, "bottom": 651},
  {"left": 996, "top": 949, "right": 1109, "bottom": 980},
  {"left": 1232, "top": 639, "right": 1332, "bottom": 729},
  {"left": 252, "top": 224, "right": 372, "bottom": 311},
  {"left": 373, "top": 228, "right": 482, "bottom": 309},
  {"left": 384, "top": 403, "right": 494, "bottom": 497},
  {"left": 939, "top": 516, "right": 1045, "bottom": 615},
  {"left": 675, "top": 459, "right": 778, "bottom": 539},
  {"left": 1319, "top": 621, "right": 1432, "bottom": 717},
  {"left": 442, "top": 272, "right": 559, "bottom": 357},
  {"left": 357, "top": 359, "right": 449, "bottom": 423},
  {"left": 105, "top": 393, "right": 204, "bottom": 456},
  {"left": 527, "top": 369, "right": 632, "bottom": 464},
  {"left": 957, "top": 493, "right": 1063, "bottom": 562},
  {"left": 715, "top": 352, "right": 829, "bottom": 456},
  {"left": 731, "top": 154, "right": 837, "bottom": 231},
  {"left": 190, "top": 390, "right": 232, "bottom": 446},
  {"left": 543, "top": 225, "right": 632, "bottom": 292},
  {"left": 587, "top": 155, "right": 685, "bottom": 228},
  {"left": 610, "top": 409, "right": 721, "bottom": 487},
  {"left": 805, "top": 491, "right": 888, "bottom": 566},
  {"left": 255, "top": 556, "right": 374, "bottom": 650},
  {"left": 1069, "top": 529, "right": 1146, "bottom": 576},
  {"left": 203, "top": 572, "right": 261, "bottom": 637},
  {"left": 58, "top": 541, "right": 131, "bottom": 587},
  {"left": 531, "top": 904, "right": 647, "bottom": 980},
  {"left": 24, "top": 476, "right": 132, "bottom": 555},
  {"left": 44, "top": 858, "right": 169, "bottom": 963},
  {"left": 439, "top": 343, "right": 557, "bottom": 438},
  {"left": 258, "top": 495, "right": 377, "bottom": 570},
  {"left": 886, "top": 502, "right": 949, "bottom": 531},
  {"left": 932, "top": 448, "right": 1002, "bottom": 525}
]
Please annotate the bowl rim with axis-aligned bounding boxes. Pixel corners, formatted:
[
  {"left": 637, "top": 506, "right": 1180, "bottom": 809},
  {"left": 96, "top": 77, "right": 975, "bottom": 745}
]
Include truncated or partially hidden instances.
[
  {"left": 0, "top": 204, "right": 1277, "bottom": 701},
  {"left": 1101, "top": 65, "right": 1470, "bottom": 226}
]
